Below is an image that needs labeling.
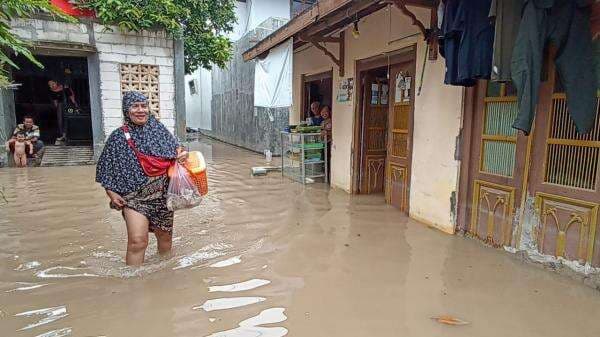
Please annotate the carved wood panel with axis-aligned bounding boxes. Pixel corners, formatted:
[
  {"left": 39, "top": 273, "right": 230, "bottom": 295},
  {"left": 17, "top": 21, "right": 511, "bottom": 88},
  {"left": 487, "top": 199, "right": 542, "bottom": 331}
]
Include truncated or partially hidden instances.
[
  {"left": 535, "top": 193, "right": 599, "bottom": 264},
  {"left": 470, "top": 180, "right": 515, "bottom": 247},
  {"left": 387, "top": 164, "right": 408, "bottom": 212},
  {"left": 120, "top": 64, "right": 160, "bottom": 117},
  {"left": 366, "top": 155, "right": 385, "bottom": 194}
]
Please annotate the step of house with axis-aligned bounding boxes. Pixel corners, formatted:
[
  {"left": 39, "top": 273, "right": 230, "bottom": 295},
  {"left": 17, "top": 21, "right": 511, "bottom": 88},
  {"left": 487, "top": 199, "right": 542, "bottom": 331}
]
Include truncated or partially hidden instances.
[{"left": 40, "top": 146, "right": 95, "bottom": 167}]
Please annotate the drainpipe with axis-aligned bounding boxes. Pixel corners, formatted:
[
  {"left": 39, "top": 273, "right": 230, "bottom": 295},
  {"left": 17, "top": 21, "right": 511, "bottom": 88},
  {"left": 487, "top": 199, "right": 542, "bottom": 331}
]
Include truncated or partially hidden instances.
[{"left": 174, "top": 38, "right": 187, "bottom": 140}]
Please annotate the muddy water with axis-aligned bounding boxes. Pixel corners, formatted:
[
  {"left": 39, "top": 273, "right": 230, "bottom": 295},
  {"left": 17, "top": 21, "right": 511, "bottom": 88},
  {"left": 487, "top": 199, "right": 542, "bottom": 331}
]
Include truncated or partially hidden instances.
[{"left": 1, "top": 138, "right": 600, "bottom": 337}]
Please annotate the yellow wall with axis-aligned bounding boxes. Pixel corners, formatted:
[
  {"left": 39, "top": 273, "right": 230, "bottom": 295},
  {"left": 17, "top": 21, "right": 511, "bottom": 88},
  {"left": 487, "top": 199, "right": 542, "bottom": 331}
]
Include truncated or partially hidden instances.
[{"left": 292, "top": 5, "right": 463, "bottom": 233}]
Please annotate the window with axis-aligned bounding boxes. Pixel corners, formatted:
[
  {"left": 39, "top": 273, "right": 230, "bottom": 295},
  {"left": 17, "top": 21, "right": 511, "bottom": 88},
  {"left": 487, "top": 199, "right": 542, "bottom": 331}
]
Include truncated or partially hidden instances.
[
  {"left": 188, "top": 80, "right": 198, "bottom": 95},
  {"left": 480, "top": 82, "right": 518, "bottom": 177}
]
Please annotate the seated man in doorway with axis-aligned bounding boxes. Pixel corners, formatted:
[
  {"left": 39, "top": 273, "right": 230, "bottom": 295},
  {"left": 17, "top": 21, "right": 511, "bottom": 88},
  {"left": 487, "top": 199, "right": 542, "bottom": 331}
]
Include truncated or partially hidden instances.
[
  {"left": 7, "top": 116, "right": 44, "bottom": 157},
  {"left": 308, "top": 101, "right": 324, "bottom": 126}
]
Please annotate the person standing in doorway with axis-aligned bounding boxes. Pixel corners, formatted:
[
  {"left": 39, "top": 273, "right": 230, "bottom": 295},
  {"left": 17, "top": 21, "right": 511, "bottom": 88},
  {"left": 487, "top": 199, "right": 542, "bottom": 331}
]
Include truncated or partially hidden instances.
[
  {"left": 306, "top": 101, "right": 321, "bottom": 125},
  {"left": 308, "top": 101, "right": 324, "bottom": 126},
  {"left": 48, "top": 79, "right": 78, "bottom": 143},
  {"left": 320, "top": 105, "right": 332, "bottom": 179}
]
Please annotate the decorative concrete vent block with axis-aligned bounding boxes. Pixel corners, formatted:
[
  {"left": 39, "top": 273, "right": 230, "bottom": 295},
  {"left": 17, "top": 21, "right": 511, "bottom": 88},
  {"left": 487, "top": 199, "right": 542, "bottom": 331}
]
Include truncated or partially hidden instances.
[{"left": 120, "top": 64, "right": 160, "bottom": 118}]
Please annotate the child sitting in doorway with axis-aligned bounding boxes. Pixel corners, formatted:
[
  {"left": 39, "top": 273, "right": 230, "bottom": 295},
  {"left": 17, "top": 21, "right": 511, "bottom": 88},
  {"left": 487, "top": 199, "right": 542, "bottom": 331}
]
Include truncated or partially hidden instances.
[{"left": 5, "top": 132, "right": 33, "bottom": 167}]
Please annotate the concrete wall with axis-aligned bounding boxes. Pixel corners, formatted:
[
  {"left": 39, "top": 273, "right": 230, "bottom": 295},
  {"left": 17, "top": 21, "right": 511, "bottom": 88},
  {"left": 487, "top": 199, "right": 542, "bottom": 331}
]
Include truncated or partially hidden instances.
[
  {"left": 291, "top": 6, "right": 463, "bottom": 233},
  {"left": 229, "top": 0, "right": 251, "bottom": 41},
  {"left": 210, "top": 18, "right": 289, "bottom": 154},
  {"left": 185, "top": 0, "right": 283, "bottom": 136},
  {"left": 8, "top": 17, "right": 178, "bottom": 157},
  {"left": 91, "top": 24, "right": 176, "bottom": 136},
  {"left": 0, "top": 87, "right": 16, "bottom": 166},
  {"left": 185, "top": 68, "right": 212, "bottom": 130},
  {"left": 246, "top": 0, "right": 290, "bottom": 31}
]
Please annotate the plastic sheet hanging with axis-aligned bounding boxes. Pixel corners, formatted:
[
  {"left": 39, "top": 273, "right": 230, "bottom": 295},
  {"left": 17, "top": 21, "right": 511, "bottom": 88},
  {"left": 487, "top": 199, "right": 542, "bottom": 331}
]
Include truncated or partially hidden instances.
[{"left": 253, "top": 38, "right": 293, "bottom": 108}]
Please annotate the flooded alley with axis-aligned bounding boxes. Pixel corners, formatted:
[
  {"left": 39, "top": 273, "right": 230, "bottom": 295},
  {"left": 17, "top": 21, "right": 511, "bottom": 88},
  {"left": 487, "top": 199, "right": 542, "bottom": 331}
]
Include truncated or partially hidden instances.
[{"left": 1, "top": 138, "right": 600, "bottom": 337}]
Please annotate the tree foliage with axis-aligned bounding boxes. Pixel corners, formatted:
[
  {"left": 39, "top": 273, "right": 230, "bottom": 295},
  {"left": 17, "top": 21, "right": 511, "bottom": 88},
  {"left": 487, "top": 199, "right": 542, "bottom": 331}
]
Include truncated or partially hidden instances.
[
  {"left": 78, "top": 0, "right": 236, "bottom": 73},
  {"left": 0, "top": 0, "right": 74, "bottom": 88}
]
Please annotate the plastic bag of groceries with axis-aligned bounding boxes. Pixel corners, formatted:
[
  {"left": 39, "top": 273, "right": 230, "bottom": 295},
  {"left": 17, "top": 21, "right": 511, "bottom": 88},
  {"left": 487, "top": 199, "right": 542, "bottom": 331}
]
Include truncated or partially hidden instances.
[{"left": 166, "top": 162, "right": 203, "bottom": 211}]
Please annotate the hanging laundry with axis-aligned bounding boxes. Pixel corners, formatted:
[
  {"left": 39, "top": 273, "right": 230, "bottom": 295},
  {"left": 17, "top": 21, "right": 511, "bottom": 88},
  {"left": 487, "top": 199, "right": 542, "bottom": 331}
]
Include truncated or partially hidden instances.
[
  {"left": 594, "top": 39, "right": 600, "bottom": 90},
  {"left": 511, "top": 0, "right": 596, "bottom": 134},
  {"left": 440, "top": 0, "right": 475, "bottom": 86},
  {"left": 489, "top": 0, "right": 524, "bottom": 82},
  {"left": 440, "top": 0, "right": 494, "bottom": 86}
]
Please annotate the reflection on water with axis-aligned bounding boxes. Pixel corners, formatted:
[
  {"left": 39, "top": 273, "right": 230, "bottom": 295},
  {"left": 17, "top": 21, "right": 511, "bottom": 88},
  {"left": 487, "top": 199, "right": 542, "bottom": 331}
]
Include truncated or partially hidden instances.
[
  {"left": 194, "top": 297, "right": 267, "bottom": 312},
  {"left": 209, "top": 255, "right": 242, "bottom": 268},
  {"left": 35, "top": 327, "right": 72, "bottom": 337},
  {"left": 5, "top": 282, "right": 50, "bottom": 293},
  {"left": 2, "top": 137, "right": 600, "bottom": 337},
  {"left": 36, "top": 267, "right": 99, "bottom": 279},
  {"left": 15, "top": 261, "right": 41, "bottom": 271},
  {"left": 15, "top": 306, "right": 68, "bottom": 331},
  {"left": 207, "top": 308, "right": 288, "bottom": 337},
  {"left": 208, "top": 279, "right": 270, "bottom": 292}
]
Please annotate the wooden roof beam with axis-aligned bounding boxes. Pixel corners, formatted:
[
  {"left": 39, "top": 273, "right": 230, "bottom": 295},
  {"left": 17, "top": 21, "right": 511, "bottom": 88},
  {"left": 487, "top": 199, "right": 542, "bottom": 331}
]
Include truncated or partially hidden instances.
[
  {"left": 304, "top": 31, "right": 345, "bottom": 77},
  {"left": 243, "top": 0, "right": 436, "bottom": 61},
  {"left": 392, "top": 0, "right": 439, "bottom": 60}
]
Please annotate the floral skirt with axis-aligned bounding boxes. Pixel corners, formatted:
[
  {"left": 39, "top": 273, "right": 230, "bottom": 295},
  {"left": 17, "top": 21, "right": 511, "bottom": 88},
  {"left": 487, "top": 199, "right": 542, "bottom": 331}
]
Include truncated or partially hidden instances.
[{"left": 117, "top": 175, "right": 174, "bottom": 233}]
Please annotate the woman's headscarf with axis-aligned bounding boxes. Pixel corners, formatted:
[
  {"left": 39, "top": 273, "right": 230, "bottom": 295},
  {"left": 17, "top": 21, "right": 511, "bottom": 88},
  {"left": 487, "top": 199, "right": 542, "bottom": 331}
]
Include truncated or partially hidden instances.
[
  {"left": 122, "top": 91, "right": 149, "bottom": 123},
  {"left": 95, "top": 91, "right": 180, "bottom": 195}
]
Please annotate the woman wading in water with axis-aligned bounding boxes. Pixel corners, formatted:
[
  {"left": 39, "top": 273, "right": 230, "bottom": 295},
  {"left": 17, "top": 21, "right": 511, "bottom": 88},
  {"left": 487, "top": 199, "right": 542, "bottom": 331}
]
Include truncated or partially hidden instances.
[{"left": 96, "top": 91, "right": 187, "bottom": 266}]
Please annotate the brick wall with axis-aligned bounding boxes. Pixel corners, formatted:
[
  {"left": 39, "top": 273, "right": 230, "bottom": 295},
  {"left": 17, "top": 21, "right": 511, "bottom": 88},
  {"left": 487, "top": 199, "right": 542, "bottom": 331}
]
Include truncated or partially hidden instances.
[
  {"left": 93, "top": 23, "right": 175, "bottom": 136},
  {"left": 9, "top": 18, "right": 176, "bottom": 140}
]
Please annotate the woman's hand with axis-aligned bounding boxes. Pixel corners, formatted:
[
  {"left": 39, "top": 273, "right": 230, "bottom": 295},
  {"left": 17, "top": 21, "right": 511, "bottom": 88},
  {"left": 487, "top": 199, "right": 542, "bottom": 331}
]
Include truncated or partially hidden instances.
[
  {"left": 176, "top": 148, "right": 189, "bottom": 164},
  {"left": 106, "top": 189, "right": 126, "bottom": 209}
]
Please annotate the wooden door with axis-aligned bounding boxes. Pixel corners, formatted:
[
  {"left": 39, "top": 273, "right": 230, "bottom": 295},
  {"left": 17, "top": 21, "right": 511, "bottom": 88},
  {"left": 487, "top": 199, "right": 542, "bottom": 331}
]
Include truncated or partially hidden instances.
[
  {"left": 359, "top": 72, "right": 388, "bottom": 194},
  {"left": 385, "top": 63, "right": 414, "bottom": 212},
  {"left": 526, "top": 66, "right": 600, "bottom": 266},
  {"left": 463, "top": 81, "right": 528, "bottom": 246}
]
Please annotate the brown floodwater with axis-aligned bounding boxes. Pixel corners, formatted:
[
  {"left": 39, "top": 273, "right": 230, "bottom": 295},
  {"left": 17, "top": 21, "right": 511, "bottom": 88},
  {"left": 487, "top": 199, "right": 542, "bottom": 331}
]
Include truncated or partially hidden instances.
[{"left": 1, "top": 137, "right": 600, "bottom": 337}]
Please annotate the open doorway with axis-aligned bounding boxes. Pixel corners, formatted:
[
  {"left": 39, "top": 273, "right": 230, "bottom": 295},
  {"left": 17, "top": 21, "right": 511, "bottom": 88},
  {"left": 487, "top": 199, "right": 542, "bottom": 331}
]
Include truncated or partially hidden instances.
[
  {"left": 353, "top": 48, "right": 416, "bottom": 213},
  {"left": 12, "top": 55, "right": 92, "bottom": 146},
  {"left": 301, "top": 70, "right": 332, "bottom": 120}
]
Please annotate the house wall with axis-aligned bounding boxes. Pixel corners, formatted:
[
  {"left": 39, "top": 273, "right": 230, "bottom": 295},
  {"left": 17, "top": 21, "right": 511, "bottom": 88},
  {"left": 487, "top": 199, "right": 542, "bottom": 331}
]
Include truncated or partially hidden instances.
[
  {"left": 0, "top": 88, "right": 16, "bottom": 166},
  {"left": 185, "top": 68, "right": 212, "bottom": 131},
  {"left": 291, "top": 6, "right": 463, "bottom": 233},
  {"left": 8, "top": 18, "right": 177, "bottom": 157},
  {"left": 185, "top": 0, "right": 288, "bottom": 139},
  {"left": 185, "top": 0, "right": 249, "bottom": 132},
  {"left": 246, "top": 0, "right": 290, "bottom": 32},
  {"left": 210, "top": 18, "right": 289, "bottom": 154}
]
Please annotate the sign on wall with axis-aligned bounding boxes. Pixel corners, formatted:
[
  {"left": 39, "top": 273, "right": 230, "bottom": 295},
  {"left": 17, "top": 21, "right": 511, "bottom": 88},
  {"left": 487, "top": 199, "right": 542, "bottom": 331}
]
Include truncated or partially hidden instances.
[{"left": 337, "top": 78, "right": 354, "bottom": 102}]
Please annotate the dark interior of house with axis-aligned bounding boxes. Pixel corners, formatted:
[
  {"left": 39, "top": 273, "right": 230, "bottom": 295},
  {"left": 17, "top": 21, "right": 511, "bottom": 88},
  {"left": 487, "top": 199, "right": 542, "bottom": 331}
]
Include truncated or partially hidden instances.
[{"left": 12, "top": 55, "right": 92, "bottom": 145}]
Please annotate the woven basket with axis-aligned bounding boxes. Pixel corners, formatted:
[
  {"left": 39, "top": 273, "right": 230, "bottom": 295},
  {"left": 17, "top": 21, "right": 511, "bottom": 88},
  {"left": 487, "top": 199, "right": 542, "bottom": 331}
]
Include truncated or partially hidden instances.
[{"left": 188, "top": 169, "right": 208, "bottom": 196}]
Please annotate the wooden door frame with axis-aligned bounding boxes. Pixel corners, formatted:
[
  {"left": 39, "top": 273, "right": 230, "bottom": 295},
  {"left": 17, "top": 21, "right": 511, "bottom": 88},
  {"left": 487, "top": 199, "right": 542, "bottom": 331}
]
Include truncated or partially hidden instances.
[
  {"left": 351, "top": 45, "right": 417, "bottom": 194},
  {"left": 300, "top": 69, "right": 333, "bottom": 121},
  {"left": 456, "top": 86, "right": 477, "bottom": 233}
]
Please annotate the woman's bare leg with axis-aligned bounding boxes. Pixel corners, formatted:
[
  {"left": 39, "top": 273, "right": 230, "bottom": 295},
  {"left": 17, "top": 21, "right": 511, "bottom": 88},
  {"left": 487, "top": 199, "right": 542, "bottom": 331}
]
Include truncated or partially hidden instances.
[
  {"left": 154, "top": 229, "right": 172, "bottom": 255},
  {"left": 123, "top": 208, "right": 150, "bottom": 266}
]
